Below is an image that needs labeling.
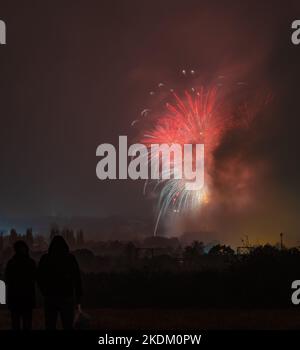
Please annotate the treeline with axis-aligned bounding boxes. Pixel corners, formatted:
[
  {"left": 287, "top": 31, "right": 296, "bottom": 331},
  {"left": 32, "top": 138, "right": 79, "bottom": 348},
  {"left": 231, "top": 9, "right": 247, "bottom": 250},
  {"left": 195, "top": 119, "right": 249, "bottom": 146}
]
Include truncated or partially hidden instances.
[{"left": 80, "top": 245, "right": 300, "bottom": 308}]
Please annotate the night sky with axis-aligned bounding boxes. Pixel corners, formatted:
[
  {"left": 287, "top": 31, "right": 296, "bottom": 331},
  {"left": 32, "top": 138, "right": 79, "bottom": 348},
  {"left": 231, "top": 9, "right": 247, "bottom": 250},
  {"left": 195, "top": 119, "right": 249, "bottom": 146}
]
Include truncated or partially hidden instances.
[{"left": 0, "top": 0, "right": 300, "bottom": 245}]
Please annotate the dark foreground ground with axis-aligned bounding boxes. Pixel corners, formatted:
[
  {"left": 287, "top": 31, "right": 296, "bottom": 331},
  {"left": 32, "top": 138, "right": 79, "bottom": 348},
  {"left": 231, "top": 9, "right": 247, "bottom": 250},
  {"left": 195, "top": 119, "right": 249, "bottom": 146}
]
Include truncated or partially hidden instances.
[{"left": 0, "top": 308, "right": 300, "bottom": 330}]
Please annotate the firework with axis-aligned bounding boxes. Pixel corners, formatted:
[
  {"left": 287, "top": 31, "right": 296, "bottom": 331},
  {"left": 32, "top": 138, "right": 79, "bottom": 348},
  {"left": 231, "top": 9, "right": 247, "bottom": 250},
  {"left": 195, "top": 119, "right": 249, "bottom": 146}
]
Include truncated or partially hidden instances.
[
  {"left": 134, "top": 78, "right": 264, "bottom": 235},
  {"left": 135, "top": 86, "right": 228, "bottom": 234}
]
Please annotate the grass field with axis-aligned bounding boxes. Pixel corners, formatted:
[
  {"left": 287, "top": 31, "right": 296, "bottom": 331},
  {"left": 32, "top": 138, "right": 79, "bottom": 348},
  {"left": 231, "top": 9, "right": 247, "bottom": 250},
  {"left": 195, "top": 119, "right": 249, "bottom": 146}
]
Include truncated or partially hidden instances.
[{"left": 0, "top": 308, "right": 300, "bottom": 330}]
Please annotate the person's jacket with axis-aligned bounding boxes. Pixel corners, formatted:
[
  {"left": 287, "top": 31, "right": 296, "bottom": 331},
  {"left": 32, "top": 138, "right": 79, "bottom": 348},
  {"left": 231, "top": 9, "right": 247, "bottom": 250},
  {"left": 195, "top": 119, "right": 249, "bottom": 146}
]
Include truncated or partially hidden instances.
[
  {"left": 5, "top": 254, "right": 36, "bottom": 310},
  {"left": 38, "top": 252, "right": 82, "bottom": 304}
]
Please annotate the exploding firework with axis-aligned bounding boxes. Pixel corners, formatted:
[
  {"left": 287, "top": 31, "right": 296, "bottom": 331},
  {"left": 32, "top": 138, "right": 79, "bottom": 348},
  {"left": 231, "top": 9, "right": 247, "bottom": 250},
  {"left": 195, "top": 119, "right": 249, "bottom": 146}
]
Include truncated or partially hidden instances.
[
  {"left": 138, "top": 87, "right": 230, "bottom": 234},
  {"left": 133, "top": 73, "right": 267, "bottom": 236}
]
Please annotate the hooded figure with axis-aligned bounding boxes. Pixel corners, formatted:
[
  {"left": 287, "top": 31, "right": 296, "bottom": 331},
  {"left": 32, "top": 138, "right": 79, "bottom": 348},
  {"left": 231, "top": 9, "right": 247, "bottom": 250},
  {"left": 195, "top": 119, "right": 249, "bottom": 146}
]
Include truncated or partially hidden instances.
[
  {"left": 5, "top": 240, "right": 36, "bottom": 330},
  {"left": 38, "top": 235, "right": 82, "bottom": 330}
]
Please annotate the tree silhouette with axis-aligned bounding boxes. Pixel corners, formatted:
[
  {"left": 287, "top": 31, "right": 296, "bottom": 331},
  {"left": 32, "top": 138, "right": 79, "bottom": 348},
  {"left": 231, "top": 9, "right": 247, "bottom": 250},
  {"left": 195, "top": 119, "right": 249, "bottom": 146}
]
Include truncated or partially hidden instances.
[
  {"left": 9, "top": 229, "right": 18, "bottom": 245},
  {"left": 209, "top": 244, "right": 234, "bottom": 256},
  {"left": 183, "top": 241, "right": 204, "bottom": 265},
  {"left": 76, "top": 229, "right": 85, "bottom": 246},
  {"left": 0, "top": 232, "right": 3, "bottom": 252},
  {"left": 25, "top": 228, "right": 34, "bottom": 247}
]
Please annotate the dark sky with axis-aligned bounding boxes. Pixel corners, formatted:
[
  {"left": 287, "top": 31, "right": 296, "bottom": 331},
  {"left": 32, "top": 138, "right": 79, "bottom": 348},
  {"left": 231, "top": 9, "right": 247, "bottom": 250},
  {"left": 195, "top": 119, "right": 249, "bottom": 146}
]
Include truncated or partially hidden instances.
[{"left": 0, "top": 0, "right": 300, "bottom": 244}]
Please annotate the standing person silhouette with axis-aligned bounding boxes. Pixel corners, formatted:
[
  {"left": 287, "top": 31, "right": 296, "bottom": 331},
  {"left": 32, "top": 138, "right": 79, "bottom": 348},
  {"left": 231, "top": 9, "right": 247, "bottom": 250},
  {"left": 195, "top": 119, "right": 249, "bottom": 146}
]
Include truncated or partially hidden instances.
[
  {"left": 38, "top": 235, "right": 82, "bottom": 330},
  {"left": 5, "top": 240, "right": 36, "bottom": 330}
]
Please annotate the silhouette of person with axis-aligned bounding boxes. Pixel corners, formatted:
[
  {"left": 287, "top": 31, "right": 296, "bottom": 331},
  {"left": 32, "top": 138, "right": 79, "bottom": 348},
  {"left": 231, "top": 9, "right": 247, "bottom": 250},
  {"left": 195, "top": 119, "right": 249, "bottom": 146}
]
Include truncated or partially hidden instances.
[
  {"left": 5, "top": 240, "right": 36, "bottom": 330},
  {"left": 38, "top": 235, "right": 82, "bottom": 330}
]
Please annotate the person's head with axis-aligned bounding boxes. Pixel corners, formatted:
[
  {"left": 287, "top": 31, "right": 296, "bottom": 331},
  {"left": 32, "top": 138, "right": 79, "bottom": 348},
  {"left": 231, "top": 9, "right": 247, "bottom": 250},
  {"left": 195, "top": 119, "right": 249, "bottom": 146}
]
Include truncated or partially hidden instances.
[
  {"left": 14, "top": 240, "right": 29, "bottom": 256},
  {"left": 48, "top": 235, "right": 69, "bottom": 256}
]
